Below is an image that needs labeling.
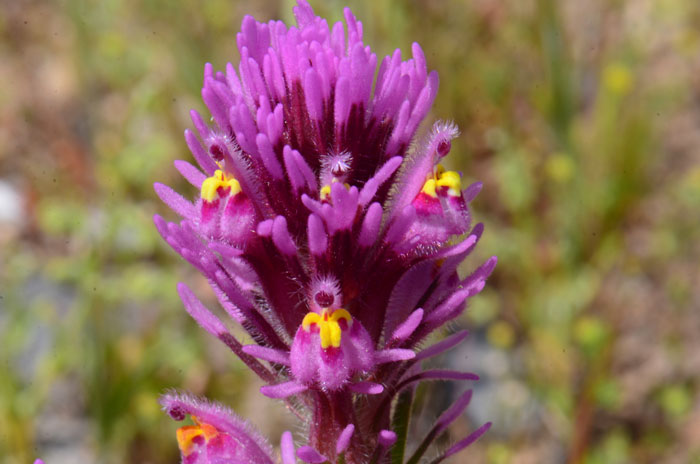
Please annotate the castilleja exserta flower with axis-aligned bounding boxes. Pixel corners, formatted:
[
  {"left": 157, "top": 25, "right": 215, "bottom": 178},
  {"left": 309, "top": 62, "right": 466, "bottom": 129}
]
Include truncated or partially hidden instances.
[{"left": 155, "top": 1, "right": 495, "bottom": 462}]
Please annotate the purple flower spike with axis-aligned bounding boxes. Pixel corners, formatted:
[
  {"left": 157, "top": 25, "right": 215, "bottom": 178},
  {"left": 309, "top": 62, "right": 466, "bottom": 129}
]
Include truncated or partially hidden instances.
[{"left": 157, "top": 1, "right": 496, "bottom": 462}]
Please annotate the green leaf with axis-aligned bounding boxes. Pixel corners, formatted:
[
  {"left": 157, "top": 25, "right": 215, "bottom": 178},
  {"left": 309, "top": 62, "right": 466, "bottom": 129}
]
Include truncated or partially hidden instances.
[{"left": 390, "top": 388, "right": 414, "bottom": 464}]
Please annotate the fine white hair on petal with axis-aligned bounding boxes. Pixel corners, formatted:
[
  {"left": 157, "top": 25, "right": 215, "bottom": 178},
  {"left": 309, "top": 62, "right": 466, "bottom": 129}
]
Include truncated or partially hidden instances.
[
  {"left": 308, "top": 274, "right": 342, "bottom": 309},
  {"left": 320, "top": 150, "right": 354, "bottom": 186},
  {"left": 431, "top": 120, "right": 460, "bottom": 140},
  {"left": 321, "top": 150, "right": 353, "bottom": 174}
]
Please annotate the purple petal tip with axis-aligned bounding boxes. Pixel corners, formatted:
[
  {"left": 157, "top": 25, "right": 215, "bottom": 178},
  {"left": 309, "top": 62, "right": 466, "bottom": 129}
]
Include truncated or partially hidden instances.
[
  {"left": 378, "top": 429, "right": 397, "bottom": 447},
  {"left": 336, "top": 423, "right": 355, "bottom": 454},
  {"left": 297, "top": 446, "right": 328, "bottom": 464}
]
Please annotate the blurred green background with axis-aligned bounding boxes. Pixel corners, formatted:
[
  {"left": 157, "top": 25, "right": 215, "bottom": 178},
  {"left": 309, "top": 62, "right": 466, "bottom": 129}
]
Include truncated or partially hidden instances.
[{"left": 1, "top": 0, "right": 698, "bottom": 463}]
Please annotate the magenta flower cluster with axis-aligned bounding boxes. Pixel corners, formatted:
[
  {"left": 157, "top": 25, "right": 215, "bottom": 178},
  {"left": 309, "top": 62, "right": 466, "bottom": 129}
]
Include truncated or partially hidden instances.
[{"left": 154, "top": 1, "right": 495, "bottom": 463}]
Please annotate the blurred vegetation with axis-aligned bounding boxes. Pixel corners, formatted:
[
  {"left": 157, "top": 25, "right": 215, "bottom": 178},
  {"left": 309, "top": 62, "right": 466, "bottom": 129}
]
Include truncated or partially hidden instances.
[{"left": 1, "top": 0, "right": 698, "bottom": 463}]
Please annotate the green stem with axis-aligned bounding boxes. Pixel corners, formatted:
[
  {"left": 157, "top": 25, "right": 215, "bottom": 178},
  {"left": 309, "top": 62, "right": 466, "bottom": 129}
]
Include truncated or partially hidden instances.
[{"left": 390, "top": 388, "right": 414, "bottom": 464}]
